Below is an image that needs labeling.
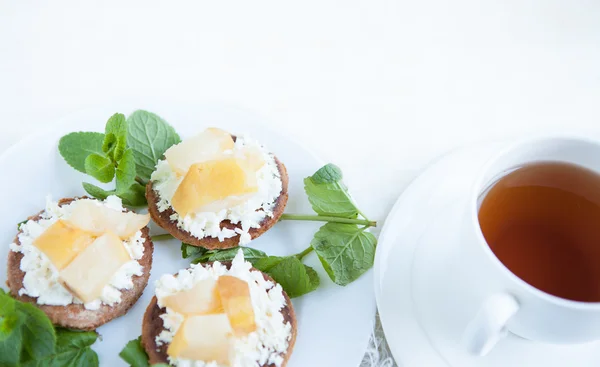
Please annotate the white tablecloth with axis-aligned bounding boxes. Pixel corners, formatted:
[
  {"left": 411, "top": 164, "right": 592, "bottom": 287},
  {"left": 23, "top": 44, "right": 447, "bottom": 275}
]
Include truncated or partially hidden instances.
[{"left": 2, "top": 1, "right": 599, "bottom": 366}]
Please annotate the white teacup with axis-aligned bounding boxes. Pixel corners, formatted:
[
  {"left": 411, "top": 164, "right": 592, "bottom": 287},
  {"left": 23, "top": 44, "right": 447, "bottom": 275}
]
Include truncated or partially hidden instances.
[{"left": 461, "top": 136, "right": 600, "bottom": 356}]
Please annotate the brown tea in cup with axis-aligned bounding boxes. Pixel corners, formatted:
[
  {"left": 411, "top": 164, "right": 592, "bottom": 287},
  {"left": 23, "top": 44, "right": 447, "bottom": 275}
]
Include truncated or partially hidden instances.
[{"left": 479, "top": 162, "right": 600, "bottom": 302}]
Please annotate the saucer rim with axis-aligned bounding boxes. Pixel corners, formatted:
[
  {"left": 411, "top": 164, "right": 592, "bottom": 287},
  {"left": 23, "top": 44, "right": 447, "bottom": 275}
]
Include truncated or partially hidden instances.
[{"left": 374, "top": 143, "right": 502, "bottom": 367}]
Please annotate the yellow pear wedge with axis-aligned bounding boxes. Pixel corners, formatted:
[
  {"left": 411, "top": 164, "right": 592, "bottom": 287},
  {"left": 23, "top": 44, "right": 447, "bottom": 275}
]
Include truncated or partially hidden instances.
[
  {"left": 165, "top": 128, "right": 235, "bottom": 175},
  {"left": 162, "top": 279, "right": 223, "bottom": 315},
  {"left": 66, "top": 200, "right": 150, "bottom": 239},
  {"left": 167, "top": 314, "right": 233, "bottom": 364},
  {"left": 171, "top": 158, "right": 259, "bottom": 217},
  {"left": 33, "top": 220, "right": 95, "bottom": 270},
  {"left": 59, "top": 232, "right": 131, "bottom": 303},
  {"left": 217, "top": 275, "right": 257, "bottom": 336}
]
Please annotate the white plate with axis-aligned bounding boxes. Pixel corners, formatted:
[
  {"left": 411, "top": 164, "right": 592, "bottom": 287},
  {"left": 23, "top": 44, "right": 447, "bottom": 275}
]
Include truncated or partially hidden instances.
[
  {"left": 374, "top": 143, "right": 600, "bottom": 367},
  {"left": 0, "top": 103, "right": 375, "bottom": 367}
]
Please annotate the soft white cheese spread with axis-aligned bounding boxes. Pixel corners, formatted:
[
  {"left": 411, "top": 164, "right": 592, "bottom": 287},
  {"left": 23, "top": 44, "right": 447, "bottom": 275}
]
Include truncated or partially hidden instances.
[
  {"left": 9, "top": 196, "right": 145, "bottom": 310},
  {"left": 150, "top": 135, "right": 282, "bottom": 245},
  {"left": 155, "top": 250, "right": 292, "bottom": 367}
]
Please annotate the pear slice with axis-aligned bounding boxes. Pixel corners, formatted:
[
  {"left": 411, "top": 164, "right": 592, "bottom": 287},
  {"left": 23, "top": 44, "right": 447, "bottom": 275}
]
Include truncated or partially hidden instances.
[
  {"left": 162, "top": 279, "right": 223, "bottom": 315},
  {"left": 165, "top": 128, "right": 235, "bottom": 175},
  {"left": 167, "top": 314, "right": 233, "bottom": 364},
  {"left": 59, "top": 232, "right": 131, "bottom": 303},
  {"left": 66, "top": 200, "right": 150, "bottom": 239},
  {"left": 236, "top": 146, "right": 265, "bottom": 188},
  {"left": 216, "top": 275, "right": 256, "bottom": 336},
  {"left": 33, "top": 220, "right": 95, "bottom": 270},
  {"left": 171, "top": 158, "right": 259, "bottom": 217}
]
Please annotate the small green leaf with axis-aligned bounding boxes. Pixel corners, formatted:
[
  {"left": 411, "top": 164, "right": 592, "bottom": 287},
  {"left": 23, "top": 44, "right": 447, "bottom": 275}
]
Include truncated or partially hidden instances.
[
  {"left": 58, "top": 132, "right": 105, "bottom": 173},
  {"left": 127, "top": 110, "right": 181, "bottom": 181},
  {"left": 116, "top": 149, "right": 137, "bottom": 193},
  {"left": 305, "top": 266, "right": 321, "bottom": 292},
  {"left": 304, "top": 164, "right": 360, "bottom": 218},
  {"left": 0, "top": 320, "right": 22, "bottom": 366},
  {"left": 17, "top": 220, "right": 28, "bottom": 230},
  {"left": 82, "top": 182, "right": 114, "bottom": 200},
  {"left": 192, "top": 247, "right": 267, "bottom": 264},
  {"left": 265, "top": 257, "right": 320, "bottom": 298},
  {"left": 0, "top": 295, "right": 22, "bottom": 365},
  {"left": 311, "top": 223, "right": 376, "bottom": 286},
  {"left": 0, "top": 291, "right": 20, "bottom": 342},
  {"left": 84, "top": 154, "right": 115, "bottom": 183},
  {"left": 119, "top": 337, "right": 149, "bottom": 367},
  {"left": 105, "top": 113, "right": 127, "bottom": 136},
  {"left": 181, "top": 243, "right": 208, "bottom": 259},
  {"left": 102, "top": 133, "right": 117, "bottom": 155},
  {"left": 252, "top": 256, "right": 285, "bottom": 273},
  {"left": 23, "top": 328, "right": 99, "bottom": 367},
  {"left": 151, "top": 364, "right": 170, "bottom": 367},
  {"left": 117, "top": 183, "right": 147, "bottom": 207},
  {"left": 17, "top": 302, "right": 56, "bottom": 360},
  {"left": 105, "top": 113, "right": 128, "bottom": 162},
  {"left": 310, "top": 163, "right": 343, "bottom": 184}
]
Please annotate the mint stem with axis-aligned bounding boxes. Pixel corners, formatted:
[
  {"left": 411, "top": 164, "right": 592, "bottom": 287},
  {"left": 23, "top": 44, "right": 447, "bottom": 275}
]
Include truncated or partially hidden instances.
[
  {"left": 135, "top": 176, "right": 147, "bottom": 186},
  {"left": 151, "top": 234, "right": 174, "bottom": 241},
  {"left": 280, "top": 214, "right": 376, "bottom": 227},
  {"left": 296, "top": 246, "right": 314, "bottom": 260}
]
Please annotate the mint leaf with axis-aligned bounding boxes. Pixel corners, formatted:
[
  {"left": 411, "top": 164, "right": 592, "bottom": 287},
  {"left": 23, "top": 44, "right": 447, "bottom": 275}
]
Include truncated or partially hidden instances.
[
  {"left": 116, "top": 149, "right": 137, "bottom": 193},
  {"left": 0, "top": 290, "right": 23, "bottom": 365},
  {"left": 0, "top": 321, "right": 22, "bottom": 366},
  {"left": 305, "top": 266, "right": 320, "bottom": 291},
  {"left": 115, "top": 149, "right": 146, "bottom": 206},
  {"left": 117, "top": 183, "right": 147, "bottom": 207},
  {"left": 310, "top": 163, "right": 343, "bottom": 184},
  {"left": 17, "top": 302, "right": 56, "bottom": 361},
  {"left": 82, "top": 182, "right": 113, "bottom": 200},
  {"left": 0, "top": 306, "right": 21, "bottom": 342},
  {"left": 102, "top": 133, "right": 117, "bottom": 156},
  {"left": 265, "top": 257, "right": 320, "bottom": 298},
  {"left": 250, "top": 256, "right": 284, "bottom": 273},
  {"left": 192, "top": 247, "right": 267, "bottom": 264},
  {"left": 104, "top": 113, "right": 128, "bottom": 162},
  {"left": 181, "top": 243, "right": 208, "bottom": 259},
  {"left": 105, "top": 113, "right": 127, "bottom": 137},
  {"left": 119, "top": 337, "right": 149, "bottom": 367},
  {"left": 58, "top": 132, "right": 105, "bottom": 174},
  {"left": 304, "top": 164, "right": 360, "bottom": 218},
  {"left": 311, "top": 223, "right": 376, "bottom": 286},
  {"left": 84, "top": 153, "right": 115, "bottom": 183},
  {"left": 23, "top": 329, "right": 99, "bottom": 367},
  {"left": 127, "top": 110, "right": 181, "bottom": 182}
]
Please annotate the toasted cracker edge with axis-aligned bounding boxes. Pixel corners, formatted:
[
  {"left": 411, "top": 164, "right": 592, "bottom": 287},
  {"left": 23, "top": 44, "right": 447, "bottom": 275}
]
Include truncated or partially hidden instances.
[{"left": 6, "top": 197, "right": 154, "bottom": 331}]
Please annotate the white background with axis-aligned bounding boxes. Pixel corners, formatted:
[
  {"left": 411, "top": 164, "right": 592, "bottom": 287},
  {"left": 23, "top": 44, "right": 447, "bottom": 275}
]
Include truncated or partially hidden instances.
[{"left": 1, "top": 1, "right": 600, "bottom": 366}]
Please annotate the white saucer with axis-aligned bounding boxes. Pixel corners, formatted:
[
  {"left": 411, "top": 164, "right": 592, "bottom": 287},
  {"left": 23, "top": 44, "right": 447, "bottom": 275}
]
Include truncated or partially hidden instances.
[{"left": 374, "top": 144, "right": 600, "bottom": 367}]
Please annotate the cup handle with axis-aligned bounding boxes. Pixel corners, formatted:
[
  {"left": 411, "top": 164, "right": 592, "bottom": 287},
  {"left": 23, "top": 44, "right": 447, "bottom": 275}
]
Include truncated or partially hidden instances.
[{"left": 462, "top": 293, "right": 520, "bottom": 356}]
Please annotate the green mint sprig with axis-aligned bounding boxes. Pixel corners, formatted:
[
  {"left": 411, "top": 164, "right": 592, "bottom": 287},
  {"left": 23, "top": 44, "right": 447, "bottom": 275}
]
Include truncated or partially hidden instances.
[
  {"left": 119, "top": 337, "right": 168, "bottom": 367},
  {"left": 0, "top": 289, "right": 99, "bottom": 366},
  {"left": 58, "top": 110, "right": 180, "bottom": 206},
  {"left": 178, "top": 163, "right": 376, "bottom": 297}
]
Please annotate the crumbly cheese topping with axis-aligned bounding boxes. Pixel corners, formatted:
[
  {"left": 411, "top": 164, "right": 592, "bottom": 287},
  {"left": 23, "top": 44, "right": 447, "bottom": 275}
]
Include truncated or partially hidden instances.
[
  {"left": 9, "top": 196, "right": 145, "bottom": 310},
  {"left": 155, "top": 250, "right": 292, "bottom": 367},
  {"left": 150, "top": 135, "right": 282, "bottom": 245}
]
